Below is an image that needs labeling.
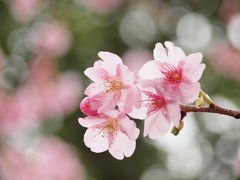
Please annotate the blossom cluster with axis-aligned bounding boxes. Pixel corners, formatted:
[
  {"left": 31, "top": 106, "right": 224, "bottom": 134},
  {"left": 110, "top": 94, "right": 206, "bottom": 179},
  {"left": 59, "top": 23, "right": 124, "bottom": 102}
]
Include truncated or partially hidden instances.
[
  {"left": 0, "top": 56, "right": 81, "bottom": 137},
  {"left": 79, "top": 41, "right": 205, "bottom": 160},
  {"left": 0, "top": 137, "right": 84, "bottom": 180}
]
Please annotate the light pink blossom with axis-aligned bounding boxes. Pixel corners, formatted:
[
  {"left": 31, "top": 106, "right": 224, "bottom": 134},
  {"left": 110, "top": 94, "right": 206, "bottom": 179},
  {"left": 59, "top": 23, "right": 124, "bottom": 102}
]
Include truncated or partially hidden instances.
[
  {"left": 78, "top": 110, "right": 139, "bottom": 160},
  {"left": 84, "top": 51, "right": 141, "bottom": 113},
  {"left": 32, "top": 22, "right": 71, "bottom": 57},
  {"left": 0, "top": 137, "right": 85, "bottom": 180},
  {"left": 139, "top": 41, "right": 205, "bottom": 104},
  {"left": 130, "top": 79, "right": 181, "bottom": 138}
]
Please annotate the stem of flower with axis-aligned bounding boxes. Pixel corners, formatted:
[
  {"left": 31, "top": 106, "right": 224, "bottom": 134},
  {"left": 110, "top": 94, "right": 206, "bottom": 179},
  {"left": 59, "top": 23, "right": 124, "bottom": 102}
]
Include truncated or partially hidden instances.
[{"left": 180, "top": 104, "right": 240, "bottom": 119}]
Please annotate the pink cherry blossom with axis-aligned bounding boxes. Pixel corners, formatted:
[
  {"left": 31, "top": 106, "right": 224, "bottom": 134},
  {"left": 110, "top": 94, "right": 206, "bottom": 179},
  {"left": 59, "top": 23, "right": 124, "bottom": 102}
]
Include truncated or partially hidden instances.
[
  {"left": 0, "top": 137, "right": 85, "bottom": 180},
  {"left": 78, "top": 110, "right": 139, "bottom": 160},
  {"left": 139, "top": 41, "right": 205, "bottom": 104},
  {"left": 32, "top": 22, "right": 71, "bottom": 57},
  {"left": 130, "top": 79, "right": 181, "bottom": 138},
  {"left": 10, "top": 0, "right": 43, "bottom": 22},
  {"left": 84, "top": 51, "right": 141, "bottom": 113}
]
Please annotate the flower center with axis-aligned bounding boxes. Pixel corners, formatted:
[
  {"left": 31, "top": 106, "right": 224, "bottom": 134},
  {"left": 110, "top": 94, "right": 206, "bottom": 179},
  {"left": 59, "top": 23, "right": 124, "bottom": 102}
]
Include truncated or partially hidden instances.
[
  {"left": 161, "top": 63, "right": 182, "bottom": 84},
  {"left": 143, "top": 91, "right": 166, "bottom": 115},
  {"left": 105, "top": 79, "right": 124, "bottom": 93},
  {"left": 101, "top": 118, "right": 119, "bottom": 137}
]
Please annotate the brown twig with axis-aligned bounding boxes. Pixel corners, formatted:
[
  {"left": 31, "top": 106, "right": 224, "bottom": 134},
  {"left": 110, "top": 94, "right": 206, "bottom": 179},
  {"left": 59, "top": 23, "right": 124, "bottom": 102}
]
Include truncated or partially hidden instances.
[{"left": 180, "top": 104, "right": 240, "bottom": 119}]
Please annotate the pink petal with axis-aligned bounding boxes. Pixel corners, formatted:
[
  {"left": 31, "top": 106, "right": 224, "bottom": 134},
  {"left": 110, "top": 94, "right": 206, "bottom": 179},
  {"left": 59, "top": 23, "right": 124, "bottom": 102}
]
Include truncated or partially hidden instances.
[
  {"left": 117, "top": 86, "right": 141, "bottom": 113},
  {"left": 127, "top": 106, "right": 147, "bottom": 120},
  {"left": 80, "top": 97, "right": 100, "bottom": 116},
  {"left": 108, "top": 131, "right": 136, "bottom": 160},
  {"left": 182, "top": 63, "right": 206, "bottom": 82},
  {"left": 98, "top": 51, "right": 122, "bottom": 75},
  {"left": 138, "top": 60, "right": 162, "bottom": 79},
  {"left": 186, "top": 52, "right": 203, "bottom": 64},
  {"left": 139, "top": 79, "right": 157, "bottom": 92},
  {"left": 104, "top": 110, "right": 121, "bottom": 119},
  {"left": 78, "top": 116, "right": 105, "bottom": 128},
  {"left": 144, "top": 111, "right": 171, "bottom": 138},
  {"left": 115, "top": 64, "right": 134, "bottom": 83},
  {"left": 119, "top": 117, "right": 140, "bottom": 140},
  {"left": 179, "top": 82, "right": 200, "bottom": 104},
  {"left": 153, "top": 43, "right": 168, "bottom": 61},
  {"left": 84, "top": 83, "right": 104, "bottom": 96},
  {"left": 84, "top": 67, "right": 108, "bottom": 82},
  {"left": 98, "top": 92, "right": 116, "bottom": 113},
  {"left": 129, "top": 86, "right": 142, "bottom": 109},
  {"left": 166, "top": 102, "right": 181, "bottom": 127},
  {"left": 164, "top": 41, "right": 186, "bottom": 63},
  {"left": 84, "top": 128, "right": 109, "bottom": 153}
]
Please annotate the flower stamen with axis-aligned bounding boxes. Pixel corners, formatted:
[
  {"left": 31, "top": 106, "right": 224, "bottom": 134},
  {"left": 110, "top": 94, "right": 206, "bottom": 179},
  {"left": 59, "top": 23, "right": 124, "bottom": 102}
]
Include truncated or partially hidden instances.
[
  {"left": 105, "top": 79, "right": 124, "bottom": 93},
  {"left": 161, "top": 63, "right": 182, "bottom": 84},
  {"left": 143, "top": 91, "right": 166, "bottom": 115}
]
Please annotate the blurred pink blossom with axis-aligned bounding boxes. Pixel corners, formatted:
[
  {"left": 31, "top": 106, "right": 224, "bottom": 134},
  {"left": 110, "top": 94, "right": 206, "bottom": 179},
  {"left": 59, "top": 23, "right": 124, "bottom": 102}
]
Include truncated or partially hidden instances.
[
  {"left": 208, "top": 41, "right": 240, "bottom": 80},
  {"left": 0, "top": 89, "right": 40, "bottom": 137},
  {"left": 123, "top": 49, "right": 152, "bottom": 77},
  {"left": 80, "top": 0, "right": 124, "bottom": 13},
  {"left": 0, "top": 56, "right": 82, "bottom": 138},
  {"left": 0, "top": 137, "right": 85, "bottom": 180},
  {"left": 32, "top": 22, "right": 71, "bottom": 57},
  {"left": 219, "top": 0, "right": 240, "bottom": 23},
  {"left": 10, "top": 0, "right": 43, "bottom": 22}
]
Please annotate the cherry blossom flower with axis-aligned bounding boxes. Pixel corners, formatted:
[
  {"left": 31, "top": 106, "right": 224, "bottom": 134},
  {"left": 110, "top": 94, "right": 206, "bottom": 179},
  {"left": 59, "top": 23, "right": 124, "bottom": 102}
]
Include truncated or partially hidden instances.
[
  {"left": 84, "top": 51, "right": 141, "bottom": 113},
  {"left": 78, "top": 110, "right": 140, "bottom": 160},
  {"left": 139, "top": 41, "right": 205, "bottom": 104},
  {"left": 129, "top": 79, "right": 181, "bottom": 138},
  {"left": 0, "top": 137, "right": 85, "bottom": 180}
]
